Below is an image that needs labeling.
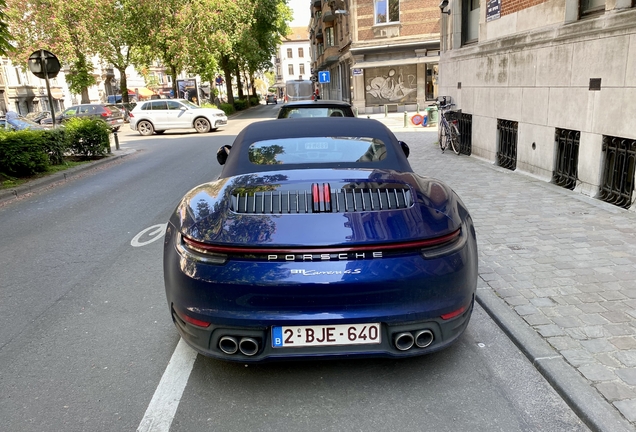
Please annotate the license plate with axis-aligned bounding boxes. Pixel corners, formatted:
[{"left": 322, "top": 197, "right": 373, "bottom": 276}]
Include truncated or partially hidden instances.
[{"left": 272, "top": 323, "right": 381, "bottom": 348}]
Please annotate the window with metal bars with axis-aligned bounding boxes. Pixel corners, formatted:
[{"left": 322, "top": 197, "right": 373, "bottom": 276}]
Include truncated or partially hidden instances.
[
  {"left": 496, "top": 119, "right": 518, "bottom": 171},
  {"left": 553, "top": 128, "right": 580, "bottom": 190},
  {"left": 598, "top": 135, "right": 635, "bottom": 209},
  {"left": 458, "top": 113, "right": 472, "bottom": 156}
]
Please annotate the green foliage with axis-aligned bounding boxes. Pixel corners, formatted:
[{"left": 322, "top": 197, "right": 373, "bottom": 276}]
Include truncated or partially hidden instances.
[
  {"left": 0, "top": 130, "right": 50, "bottom": 177},
  {"left": 40, "top": 128, "right": 69, "bottom": 165},
  {"left": 64, "top": 118, "right": 112, "bottom": 157},
  {"left": 219, "top": 103, "right": 235, "bottom": 115},
  {"left": 200, "top": 102, "right": 218, "bottom": 109},
  {"left": 233, "top": 99, "right": 248, "bottom": 111},
  {"left": 0, "top": 0, "right": 13, "bottom": 56},
  {"left": 66, "top": 54, "right": 97, "bottom": 96},
  {"left": 249, "top": 96, "right": 260, "bottom": 106}
]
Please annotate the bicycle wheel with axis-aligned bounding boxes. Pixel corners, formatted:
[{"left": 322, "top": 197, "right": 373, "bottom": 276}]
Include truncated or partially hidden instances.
[
  {"left": 438, "top": 122, "right": 448, "bottom": 152},
  {"left": 449, "top": 123, "right": 461, "bottom": 155}
]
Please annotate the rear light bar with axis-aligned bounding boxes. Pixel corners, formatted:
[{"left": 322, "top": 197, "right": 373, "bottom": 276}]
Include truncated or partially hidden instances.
[{"left": 179, "top": 229, "right": 460, "bottom": 257}]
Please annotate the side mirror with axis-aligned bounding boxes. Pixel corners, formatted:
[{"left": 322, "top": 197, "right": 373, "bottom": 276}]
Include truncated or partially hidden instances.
[
  {"left": 399, "top": 141, "right": 410, "bottom": 158},
  {"left": 216, "top": 145, "right": 232, "bottom": 165}
]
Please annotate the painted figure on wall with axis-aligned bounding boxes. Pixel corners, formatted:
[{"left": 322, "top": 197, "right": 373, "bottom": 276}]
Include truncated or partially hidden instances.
[{"left": 364, "top": 66, "right": 417, "bottom": 105}]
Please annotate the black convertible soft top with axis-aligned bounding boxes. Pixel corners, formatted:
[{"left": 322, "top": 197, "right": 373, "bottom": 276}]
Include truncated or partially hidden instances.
[{"left": 220, "top": 117, "right": 413, "bottom": 177}]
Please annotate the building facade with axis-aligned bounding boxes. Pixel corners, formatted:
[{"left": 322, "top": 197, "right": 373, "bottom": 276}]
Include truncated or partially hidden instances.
[
  {"left": 439, "top": 0, "right": 636, "bottom": 210},
  {"left": 273, "top": 27, "right": 312, "bottom": 97},
  {"left": 308, "top": 0, "right": 441, "bottom": 114}
]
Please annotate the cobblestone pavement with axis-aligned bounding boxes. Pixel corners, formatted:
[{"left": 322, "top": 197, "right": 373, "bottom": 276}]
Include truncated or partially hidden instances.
[{"left": 371, "top": 114, "right": 636, "bottom": 430}]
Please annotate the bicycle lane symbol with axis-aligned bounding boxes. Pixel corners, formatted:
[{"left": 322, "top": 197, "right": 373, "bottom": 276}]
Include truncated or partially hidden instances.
[{"left": 131, "top": 223, "right": 168, "bottom": 247}]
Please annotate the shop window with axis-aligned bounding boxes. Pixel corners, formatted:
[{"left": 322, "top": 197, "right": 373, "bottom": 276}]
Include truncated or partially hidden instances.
[{"left": 375, "top": 0, "right": 399, "bottom": 24}]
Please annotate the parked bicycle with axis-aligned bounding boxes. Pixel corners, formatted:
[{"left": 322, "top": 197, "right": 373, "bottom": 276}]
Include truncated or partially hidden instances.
[{"left": 435, "top": 97, "right": 461, "bottom": 155}]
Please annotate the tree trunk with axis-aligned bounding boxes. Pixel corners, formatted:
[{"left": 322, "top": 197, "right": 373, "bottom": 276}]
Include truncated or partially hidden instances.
[
  {"left": 235, "top": 65, "right": 244, "bottom": 99},
  {"left": 119, "top": 68, "right": 129, "bottom": 104},
  {"left": 171, "top": 64, "right": 178, "bottom": 99},
  {"left": 221, "top": 55, "right": 234, "bottom": 105},
  {"left": 80, "top": 87, "right": 90, "bottom": 104}
]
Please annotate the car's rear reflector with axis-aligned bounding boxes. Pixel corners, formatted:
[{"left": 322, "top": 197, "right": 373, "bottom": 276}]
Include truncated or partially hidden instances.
[
  {"left": 181, "top": 312, "right": 211, "bottom": 328},
  {"left": 441, "top": 305, "right": 466, "bottom": 320}
]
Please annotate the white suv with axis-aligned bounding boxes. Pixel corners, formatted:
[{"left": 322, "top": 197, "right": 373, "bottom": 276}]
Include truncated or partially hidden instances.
[{"left": 129, "top": 99, "right": 228, "bottom": 136}]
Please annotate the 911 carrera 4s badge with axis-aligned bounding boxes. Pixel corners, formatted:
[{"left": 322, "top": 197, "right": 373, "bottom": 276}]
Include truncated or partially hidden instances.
[{"left": 291, "top": 269, "right": 362, "bottom": 276}]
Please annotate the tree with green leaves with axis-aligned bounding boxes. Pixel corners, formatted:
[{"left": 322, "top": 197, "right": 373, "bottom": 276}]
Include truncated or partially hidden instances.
[
  {"left": 0, "top": 0, "right": 13, "bottom": 56},
  {"left": 6, "top": 0, "right": 97, "bottom": 102}
]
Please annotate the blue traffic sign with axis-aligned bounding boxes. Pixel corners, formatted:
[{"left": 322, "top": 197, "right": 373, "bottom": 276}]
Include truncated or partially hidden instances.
[{"left": 319, "top": 71, "right": 330, "bottom": 84}]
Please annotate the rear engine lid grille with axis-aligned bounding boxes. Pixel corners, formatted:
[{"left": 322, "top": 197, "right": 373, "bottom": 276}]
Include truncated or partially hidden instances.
[{"left": 231, "top": 184, "right": 412, "bottom": 214}]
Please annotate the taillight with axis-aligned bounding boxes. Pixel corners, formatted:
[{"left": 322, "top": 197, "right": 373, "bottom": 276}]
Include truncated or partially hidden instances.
[
  {"left": 102, "top": 107, "right": 112, "bottom": 117},
  {"left": 128, "top": 112, "right": 134, "bottom": 118},
  {"left": 177, "top": 233, "right": 228, "bottom": 265}
]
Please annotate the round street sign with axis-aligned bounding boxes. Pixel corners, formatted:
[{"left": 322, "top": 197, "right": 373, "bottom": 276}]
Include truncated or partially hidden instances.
[{"left": 28, "top": 50, "right": 61, "bottom": 79}]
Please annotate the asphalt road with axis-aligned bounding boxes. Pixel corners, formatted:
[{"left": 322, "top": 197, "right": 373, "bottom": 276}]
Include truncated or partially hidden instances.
[{"left": 0, "top": 105, "right": 589, "bottom": 431}]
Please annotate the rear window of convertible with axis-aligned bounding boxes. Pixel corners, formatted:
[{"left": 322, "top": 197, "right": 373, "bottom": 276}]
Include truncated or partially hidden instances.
[{"left": 248, "top": 137, "right": 387, "bottom": 165}]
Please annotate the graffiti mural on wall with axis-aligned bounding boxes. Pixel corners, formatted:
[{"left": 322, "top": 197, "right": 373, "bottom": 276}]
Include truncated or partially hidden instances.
[{"left": 364, "top": 65, "right": 417, "bottom": 105}]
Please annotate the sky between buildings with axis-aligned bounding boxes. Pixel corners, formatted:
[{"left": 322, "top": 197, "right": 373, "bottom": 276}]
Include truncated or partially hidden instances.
[{"left": 289, "top": 0, "right": 312, "bottom": 27}]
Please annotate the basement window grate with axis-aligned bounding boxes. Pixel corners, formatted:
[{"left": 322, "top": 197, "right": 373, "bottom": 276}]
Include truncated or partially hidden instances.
[
  {"left": 598, "top": 136, "right": 636, "bottom": 209},
  {"left": 552, "top": 128, "right": 580, "bottom": 190},
  {"left": 458, "top": 113, "right": 472, "bottom": 156},
  {"left": 497, "top": 119, "right": 518, "bottom": 171}
]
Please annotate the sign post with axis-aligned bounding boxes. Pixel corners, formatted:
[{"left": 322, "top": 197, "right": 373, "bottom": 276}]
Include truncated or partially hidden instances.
[{"left": 28, "top": 50, "right": 61, "bottom": 127}]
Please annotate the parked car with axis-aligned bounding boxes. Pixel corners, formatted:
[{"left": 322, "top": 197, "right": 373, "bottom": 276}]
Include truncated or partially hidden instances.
[
  {"left": 265, "top": 94, "right": 277, "bottom": 105},
  {"left": 24, "top": 111, "right": 51, "bottom": 124},
  {"left": 113, "top": 102, "right": 136, "bottom": 122},
  {"left": 40, "top": 104, "right": 125, "bottom": 130},
  {"left": 2, "top": 111, "right": 45, "bottom": 131},
  {"left": 163, "top": 117, "right": 478, "bottom": 362},
  {"left": 129, "top": 98, "right": 227, "bottom": 136},
  {"left": 276, "top": 100, "right": 355, "bottom": 119}
]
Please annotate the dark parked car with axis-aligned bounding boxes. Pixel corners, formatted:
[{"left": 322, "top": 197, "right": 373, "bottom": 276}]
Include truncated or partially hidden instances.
[
  {"left": 24, "top": 111, "right": 51, "bottom": 124},
  {"left": 40, "top": 104, "right": 125, "bottom": 130},
  {"left": 163, "top": 117, "right": 478, "bottom": 362},
  {"left": 277, "top": 100, "right": 355, "bottom": 119}
]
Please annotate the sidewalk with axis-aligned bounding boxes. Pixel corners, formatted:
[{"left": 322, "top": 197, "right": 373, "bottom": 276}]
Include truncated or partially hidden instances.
[{"left": 390, "top": 127, "right": 636, "bottom": 432}]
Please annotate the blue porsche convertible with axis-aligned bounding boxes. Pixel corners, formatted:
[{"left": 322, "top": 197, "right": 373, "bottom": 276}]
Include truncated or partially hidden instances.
[{"left": 163, "top": 117, "right": 478, "bottom": 362}]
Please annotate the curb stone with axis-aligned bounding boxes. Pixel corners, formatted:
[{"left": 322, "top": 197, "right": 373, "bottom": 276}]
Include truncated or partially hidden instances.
[{"left": 477, "top": 287, "right": 634, "bottom": 432}]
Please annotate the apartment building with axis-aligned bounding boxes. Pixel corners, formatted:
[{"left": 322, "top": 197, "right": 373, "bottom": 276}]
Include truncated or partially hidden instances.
[
  {"left": 0, "top": 58, "right": 68, "bottom": 116},
  {"left": 439, "top": 0, "right": 636, "bottom": 210},
  {"left": 308, "top": 0, "right": 441, "bottom": 114},
  {"left": 272, "top": 27, "right": 312, "bottom": 97}
]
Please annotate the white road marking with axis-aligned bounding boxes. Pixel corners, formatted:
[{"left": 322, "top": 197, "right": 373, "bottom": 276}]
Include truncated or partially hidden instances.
[
  {"left": 137, "top": 338, "right": 197, "bottom": 432},
  {"left": 131, "top": 223, "right": 167, "bottom": 247}
]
